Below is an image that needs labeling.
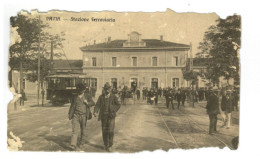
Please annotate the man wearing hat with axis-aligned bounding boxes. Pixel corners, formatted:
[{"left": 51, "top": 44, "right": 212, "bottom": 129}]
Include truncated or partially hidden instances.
[
  {"left": 222, "top": 89, "right": 234, "bottom": 129},
  {"left": 206, "top": 87, "right": 220, "bottom": 134},
  {"left": 166, "top": 89, "right": 175, "bottom": 109},
  {"left": 93, "top": 82, "right": 121, "bottom": 152},
  {"left": 68, "top": 83, "right": 95, "bottom": 150},
  {"left": 175, "top": 89, "right": 182, "bottom": 109}
]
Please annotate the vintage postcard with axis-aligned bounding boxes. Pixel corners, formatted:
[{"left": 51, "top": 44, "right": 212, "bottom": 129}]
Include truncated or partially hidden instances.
[{"left": 8, "top": 9, "right": 240, "bottom": 152}]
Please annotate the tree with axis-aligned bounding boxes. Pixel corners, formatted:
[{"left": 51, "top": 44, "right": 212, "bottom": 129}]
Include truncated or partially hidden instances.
[
  {"left": 26, "top": 57, "right": 52, "bottom": 84},
  {"left": 9, "top": 14, "right": 64, "bottom": 90},
  {"left": 182, "top": 69, "right": 199, "bottom": 86},
  {"left": 197, "top": 15, "right": 241, "bottom": 86}
]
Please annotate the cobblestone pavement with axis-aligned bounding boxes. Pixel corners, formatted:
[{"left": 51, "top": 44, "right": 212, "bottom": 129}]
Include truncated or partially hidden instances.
[{"left": 7, "top": 97, "right": 239, "bottom": 152}]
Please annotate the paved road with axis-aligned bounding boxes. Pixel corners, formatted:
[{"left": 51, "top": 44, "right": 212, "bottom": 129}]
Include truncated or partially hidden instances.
[{"left": 7, "top": 98, "right": 239, "bottom": 152}]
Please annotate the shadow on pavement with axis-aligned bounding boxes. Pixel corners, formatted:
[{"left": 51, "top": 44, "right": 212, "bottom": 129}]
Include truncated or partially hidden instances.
[
  {"left": 115, "top": 136, "right": 177, "bottom": 152},
  {"left": 43, "top": 135, "right": 71, "bottom": 150},
  {"left": 42, "top": 134, "right": 104, "bottom": 151},
  {"left": 84, "top": 141, "right": 104, "bottom": 150}
]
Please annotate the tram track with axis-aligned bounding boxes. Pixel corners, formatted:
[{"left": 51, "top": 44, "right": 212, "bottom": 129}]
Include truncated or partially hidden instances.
[
  {"left": 178, "top": 108, "right": 234, "bottom": 150},
  {"left": 157, "top": 106, "right": 234, "bottom": 150},
  {"left": 156, "top": 107, "right": 179, "bottom": 147}
]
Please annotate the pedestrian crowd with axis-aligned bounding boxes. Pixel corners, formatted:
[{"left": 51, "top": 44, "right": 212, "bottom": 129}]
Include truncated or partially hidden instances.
[{"left": 67, "top": 82, "right": 239, "bottom": 151}]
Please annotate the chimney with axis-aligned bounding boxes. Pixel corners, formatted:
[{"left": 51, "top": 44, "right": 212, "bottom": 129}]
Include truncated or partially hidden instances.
[
  {"left": 160, "top": 35, "right": 163, "bottom": 42},
  {"left": 108, "top": 36, "right": 111, "bottom": 43}
]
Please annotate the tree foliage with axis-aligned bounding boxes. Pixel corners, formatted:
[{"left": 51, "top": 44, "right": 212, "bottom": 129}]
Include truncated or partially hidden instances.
[
  {"left": 197, "top": 15, "right": 241, "bottom": 85},
  {"left": 9, "top": 14, "right": 65, "bottom": 85},
  {"left": 182, "top": 69, "right": 200, "bottom": 85},
  {"left": 26, "top": 57, "right": 52, "bottom": 83}
]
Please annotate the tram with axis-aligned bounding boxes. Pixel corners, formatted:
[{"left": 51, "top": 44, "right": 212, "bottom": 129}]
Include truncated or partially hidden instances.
[{"left": 46, "top": 74, "right": 97, "bottom": 105}]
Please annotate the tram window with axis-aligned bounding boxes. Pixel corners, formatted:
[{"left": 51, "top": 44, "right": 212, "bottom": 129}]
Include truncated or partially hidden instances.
[
  {"left": 49, "top": 78, "right": 55, "bottom": 87},
  {"left": 83, "top": 79, "right": 89, "bottom": 86},
  {"left": 56, "top": 78, "right": 60, "bottom": 84},
  {"left": 71, "top": 78, "right": 76, "bottom": 87},
  {"left": 65, "top": 79, "right": 69, "bottom": 87}
]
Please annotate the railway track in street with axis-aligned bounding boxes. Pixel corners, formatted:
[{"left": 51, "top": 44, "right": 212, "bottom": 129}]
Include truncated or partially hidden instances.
[
  {"left": 156, "top": 107, "right": 179, "bottom": 147},
  {"left": 157, "top": 106, "right": 234, "bottom": 150},
  {"left": 179, "top": 108, "right": 234, "bottom": 150}
]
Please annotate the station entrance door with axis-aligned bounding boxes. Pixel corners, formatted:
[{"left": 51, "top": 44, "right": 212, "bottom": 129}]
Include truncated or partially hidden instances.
[{"left": 151, "top": 78, "right": 158, "bottom": 89}]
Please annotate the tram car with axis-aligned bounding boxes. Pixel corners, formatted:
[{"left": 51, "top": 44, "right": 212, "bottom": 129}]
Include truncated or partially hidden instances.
[{"left": 46, "top": 74, "right": 97, "bottom": 105}]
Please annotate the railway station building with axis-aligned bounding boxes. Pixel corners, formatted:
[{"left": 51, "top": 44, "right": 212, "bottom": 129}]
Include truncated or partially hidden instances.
[{"left": 80, "top": 31, "right": 191, "bottom": 94}]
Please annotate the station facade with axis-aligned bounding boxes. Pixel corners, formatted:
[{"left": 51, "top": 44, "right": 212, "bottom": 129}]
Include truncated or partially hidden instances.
[{"left": 80, "top": 32, "right": 191, "bottom": 94}]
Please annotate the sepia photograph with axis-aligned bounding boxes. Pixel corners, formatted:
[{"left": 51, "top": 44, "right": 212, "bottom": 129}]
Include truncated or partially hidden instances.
[
  {"left": 7, "top": 9, "right": 241, "bottom": 153},
  {"left": 6, "top": 9, "right": 242, "bottom": 153}
]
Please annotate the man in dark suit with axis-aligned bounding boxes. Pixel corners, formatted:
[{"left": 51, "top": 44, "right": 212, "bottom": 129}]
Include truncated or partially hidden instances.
[
  {"left": 175, "top": 89, "right": 182, "bottom": 109},
  {"left": 93, "top": 82, "right": 121, "bottom": 152},
  {"left": 166, "top": 89, "right": 175, "bottom": 109},
  {"left": 68, "top": 83, "right": 95, "bottom": 150},
  {"left": 154, "top": 88, "right": 159, "bottom": 105},
  {"left": 206, "top": 87, "right": 220, "bottom": 134},
  {"left": 222, "top": 90, "right": 234, "bottom": 129},
  {"left": 180, "top": 89, "right": 186, "bottom": 106},
  {"left": 136, "top": 88, "right": 141, "bottom": 100}
]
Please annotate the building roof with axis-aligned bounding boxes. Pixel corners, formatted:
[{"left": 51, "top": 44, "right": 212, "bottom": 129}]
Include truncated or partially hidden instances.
[
  {"left": 80, "top": 39, "right": 190, "bottom": 51},
  {"left": 53, "top": 59, "right": 82, "bottom": 70}
]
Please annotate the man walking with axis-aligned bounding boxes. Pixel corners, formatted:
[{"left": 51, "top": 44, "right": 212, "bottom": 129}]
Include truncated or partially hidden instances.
[
  {"left": 94, "top": 82, "right": 121, "bottom": 152},
  {"left": 154, "top": 88, "right": 159, "bottom": 105},
  {"left": 206, "top": 87, "right": 220, "bottom": 135},
  {"left": 20, "top": 89, "right": 26, "bottom": 106},
  {"left": 181, "top": 89, "right": 186, "bottom": 106},
  {"left": 176, "top": 89, "right": 182, "bottom": 109},
  {"left": 68, "top": 83, "right": 95, "bottom": 150},
  {"left": 136, "top": 88, "right": 141, "bottom": 100},
  {"left": 166, "top": 89, "right": 174, "bottom": 109},
  {"left": 221, "top": 89, "right": 234, "bottom": 129},
  {"left": 41, "top": 88, "right": 45, "bottom": 106}
]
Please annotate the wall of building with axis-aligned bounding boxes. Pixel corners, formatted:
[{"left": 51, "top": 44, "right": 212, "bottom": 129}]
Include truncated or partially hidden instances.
[
  {"left": 83, "top": 50, "right": 187, "bottom": 68},
  {"left": 82, "top": 50, "right": 188, "bottom": 94},
  {"left": 11, "top": 71, "right": 38, "bottom": 95}
]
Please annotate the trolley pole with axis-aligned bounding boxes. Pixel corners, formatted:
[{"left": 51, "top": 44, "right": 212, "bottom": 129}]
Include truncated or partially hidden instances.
[{"left": 37, "top": 15, "right": 41, "bottom": 107}]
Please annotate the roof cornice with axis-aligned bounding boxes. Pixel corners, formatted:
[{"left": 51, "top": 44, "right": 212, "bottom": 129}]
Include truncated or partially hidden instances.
[{"left": 81, "top": 46, "right": 190, "bottom": 52}]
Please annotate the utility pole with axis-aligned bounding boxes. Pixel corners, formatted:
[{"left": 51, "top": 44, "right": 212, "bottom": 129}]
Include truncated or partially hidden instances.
[
  {"left": 37, "top": 15, "right": 41, "bottom": 107},
  {"left": 190, "top": 42, "right": 193, "bottom": 71},
  {"left": 189, "top": 42, "right": 194, "bottom": 107},
  {"left": 50, "top": 40, "right": 54, "bottom": 71},
  {"left": 165, "top": 50, "right": 167, "bottom": 88}
]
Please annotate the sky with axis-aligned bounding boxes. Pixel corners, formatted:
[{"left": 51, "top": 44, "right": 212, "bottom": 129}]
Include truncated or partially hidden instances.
[{"left": 20, "top": 9, "right": 219, "bottom": 59}]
